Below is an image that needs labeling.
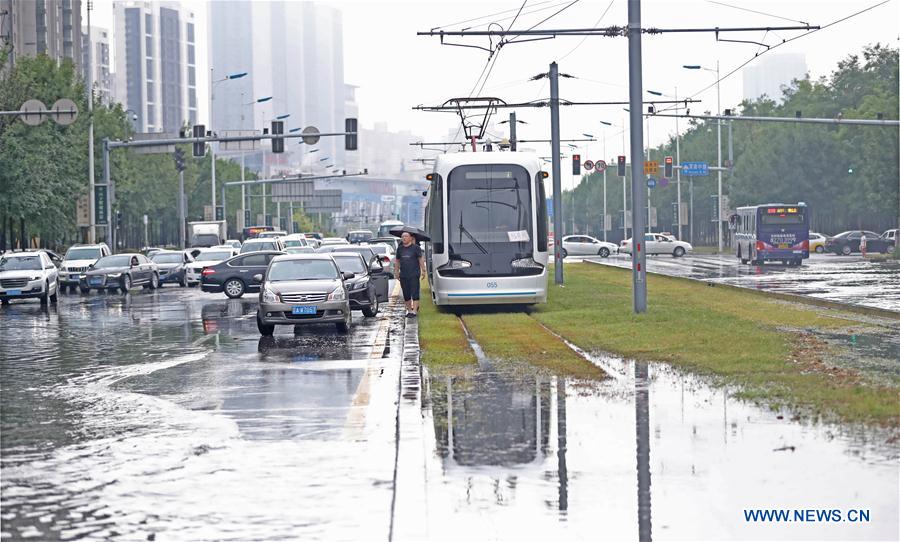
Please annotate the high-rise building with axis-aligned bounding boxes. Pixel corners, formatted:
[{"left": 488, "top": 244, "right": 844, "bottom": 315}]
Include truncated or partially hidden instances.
[
  {"left": 0, "top": 0, "right": 83, "bottom": 71},
  {"left": 208, "top": 1, "right": 346, "bottom": 170},
  {"left": 113, "top": 1, "right": 198, "bottom": 133},
  {"left": 81, "top": 25, "right": 112, "bottom": 105},
  {"left": 743, "top": 53, "right": 808, "bottom": 103}
]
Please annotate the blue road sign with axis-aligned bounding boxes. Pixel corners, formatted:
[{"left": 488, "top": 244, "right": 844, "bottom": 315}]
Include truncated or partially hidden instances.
[
  {"left": 547, "top": 198, "right": 554, "bottom": 219},
  {"left": 646, "top": 178, "right": 657, "bottom": 188},
  {"left": 682, "top": 161, "right": 709, "bottom": 176}
]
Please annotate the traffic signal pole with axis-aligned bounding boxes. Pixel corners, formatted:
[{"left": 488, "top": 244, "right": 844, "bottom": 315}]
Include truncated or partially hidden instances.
[
  {"left": 628, "top": 0, "right": 648, "bottom": 314},
  {"left": 550, "top": 62, "right": 564, "bottom": 286}
]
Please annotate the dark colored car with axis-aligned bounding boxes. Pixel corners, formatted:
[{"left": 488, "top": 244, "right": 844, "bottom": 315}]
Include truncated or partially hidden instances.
[
  {"left": 371, "top": 237, "right": 399, "bottom": 252},
  {"left": 150, "top": 250, "right": 193, "bottom": 287},
  {"left": 201, "top": 250, "right": 284, "bottom": 298},
  {"left": 346, "top": 230, "right": 375, "bottom": 244},
  {"left": 330, "top": 253, "right": 390, "bottom": 317},
  {"left": 824, "top": 231, "right": 895, "bottom": 255},
  {"left": 81, "top": 253, "right": 160, "bottom": 292},
  {"left": 329, "top": 245, "right": 380, "bottom": 267}
]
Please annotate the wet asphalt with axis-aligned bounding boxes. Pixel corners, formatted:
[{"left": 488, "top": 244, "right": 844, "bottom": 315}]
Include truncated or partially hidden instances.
[
  {"left": 580, "top": 252, "right": 900, "bottom": 313},
  {"left": 1, "top": 283, "right": 898, "bottom": 541}
]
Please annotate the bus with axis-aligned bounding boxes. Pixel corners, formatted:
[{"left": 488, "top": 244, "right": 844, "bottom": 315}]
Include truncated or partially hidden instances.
[
  {"left": 424, "top": 151, "right": 549, "bottom": 306},
  {"left": 735, "top": 203, "right": 809, "bottom": 266},
  {"left": 241, "top": 225, "right": 275, "bottom": 240},
  {"left": 377, "top": 220, "right": 404, "bottom": 238}
]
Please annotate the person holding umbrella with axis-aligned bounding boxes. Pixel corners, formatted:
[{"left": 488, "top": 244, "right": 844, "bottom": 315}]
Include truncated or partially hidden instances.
[{"left": 391, "top": 227, "right": 428, "bottom": 317}]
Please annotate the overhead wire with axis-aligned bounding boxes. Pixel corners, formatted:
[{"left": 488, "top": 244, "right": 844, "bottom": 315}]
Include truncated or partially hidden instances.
[{"left": 559, "top": 0, "right": 616, "bottom": 61}]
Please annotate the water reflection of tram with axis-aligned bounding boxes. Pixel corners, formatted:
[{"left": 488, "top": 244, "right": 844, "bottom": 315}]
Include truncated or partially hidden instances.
[{"left": 424, "top": 152, "right": 549, "bottom": 306}]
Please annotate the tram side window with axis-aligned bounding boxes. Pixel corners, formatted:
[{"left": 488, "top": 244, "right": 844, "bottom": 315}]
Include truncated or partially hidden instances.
[
  {"left": 536, "top": 174, "right": 548, "bottom": 251},
  {"left": 428, "top": 175, "right": 445, "bottom": 254}
]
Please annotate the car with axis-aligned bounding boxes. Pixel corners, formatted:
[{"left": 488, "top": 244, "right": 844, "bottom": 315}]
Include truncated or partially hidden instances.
[
  {"left": 330, "top": 252, "right": 390, "bottom": 317},
  {"left": 621, "top": 233, "right": 693, "bottom": 257},
  {"left": 809, "top": 232, "right": 828, "bottom": 253},
  {"left": 561, "top": 235, "right": 618, "bottom": 258},
  {"left": 201, "top": 250, "right": 284, "bottom": 298},
  {"left": 255, "top": 254, "right": 354, "bottom": 335},
  {"left": 882, "top": 229, "right": 898, "bottom": 246},
  {"left": 0, "top": 251, "right": 60, "bottom": 305},
  {"left": 285, "top": 246, "right": 316, "bottom": 255},
  {"left": 320, "top": 237, "right": 349, "bottom": 246},
  {"left": 240, "top": 238, "right": 285, "bottom": 253},
  {"left": 306, "top": 238, "right": 322, "bottom": 249},
  {"left": 223, "top": 239, "right": 242, "bottom": 249},
  {"left": 362, "top": 244, "right": 396, "bottom": 274},
  {"left": 302, "top": 232, "right": 323, "bottom": 241},
  {"left": 824, "top": 231, "right": 895, "bottom": 255},
  {"left": 280, "top": 233, "right": 309, "bottom": 248},
  {"left": 329, "top": 245, "right": 380, "bottom": 267},
  {"left": 186, "top": 247, "right": 239, "bottom": 285},
  {"left": 150, "top": 250, "right": 194, "bottom": 287},
  {"left": 80, "top": 253, "right": 159, "bottom": 293},
  {"left": 258, "top": 230, "right": 287, "bottom": 239},
  {"left": 59, "top": 243, "right": 111, "bottom": 291},
  {"left": 143, "top": 247, "right": 167, "bottom": 258},
  {"left": 346, "top": 230, "right": 375, "bottom": 244},
  {"left": 370, "top": 236, "right": 399, "bottom": 252}
]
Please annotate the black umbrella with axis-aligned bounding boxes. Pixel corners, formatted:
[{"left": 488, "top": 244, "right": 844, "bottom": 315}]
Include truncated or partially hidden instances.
[{"left": 389, "top": 225, "right": 431, "bottom": 243}]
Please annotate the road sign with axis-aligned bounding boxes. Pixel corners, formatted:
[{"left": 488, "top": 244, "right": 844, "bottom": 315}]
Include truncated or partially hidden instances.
[
  {"left": 595, "top": 159, "right": 607, "bottom": 173},
  {"left": 583, "top": 160, "right": 594, "bottom": 171},
  {"left": 648, "top": 206, "right": 657, "bottom": 228},
  {"left": 659, "top": 177, "right": 669, "bottom": 187},
  {"left": 547, "top": 198, "right": 553, "bottom": 219},
  {"left": 220, "top": 130, "right": 260, "bottom": 152},
  {"left": 603, "top": 213, "right": 612, "bottom": 231},
  {"left": 301, "top": 126, "right": 320, "bottom": 145},
  {"left": 682, "top": 161, "right": 709, "bottom": 176},
  {"left": 50, "top": 98, "right": 78, "bottom": 125},
  {"left": 643, "top": 161, "right": 659, "bottom": 175},
  {"left": 646, "top": 178, "right": 657, "bottom": 188},
  {"left": 76, "top": 195, "right": 90, "bottom": 227},
  {"left": 133, "top": 132, "right": 177, "bottom": 154},
  {"left": 95, "top": 185, "right": 108, "bottom": 225},
  {"left": 710, "top": 195, "right": 719, "bottom": 222},
  {"left": 19, "top": 99, "right": 47, "bottom": 126}
]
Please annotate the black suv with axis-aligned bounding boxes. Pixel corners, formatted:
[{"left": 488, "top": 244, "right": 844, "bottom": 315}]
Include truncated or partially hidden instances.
[{"left": 201, "top": 251, "right": 284, "bottom": 298}]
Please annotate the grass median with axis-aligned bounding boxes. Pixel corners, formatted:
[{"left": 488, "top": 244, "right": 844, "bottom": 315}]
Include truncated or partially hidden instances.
[
  {"left": 417, "top": 281, "right": 477, "bottom": 367},
  {"left": 530, "top": 264, "right": 898, "bottom": 424}
]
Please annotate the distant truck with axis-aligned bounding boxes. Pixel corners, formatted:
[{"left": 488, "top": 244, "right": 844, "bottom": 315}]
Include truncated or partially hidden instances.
[{"left": 188, "top": 221, "right": 227, "bottom": 248}]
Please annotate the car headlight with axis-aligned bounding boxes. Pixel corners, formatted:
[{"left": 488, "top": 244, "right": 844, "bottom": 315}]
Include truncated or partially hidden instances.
[
  {"left": 30, "top": 276, "right": 42, "bottom": 281},
  {"left": 327, "top": 286, "right": 346, "bottom": 301},
  {"left": 108, "top": 273, "right": 121, "bottom": 278},
  {"left": 351, "top": 281, "right": 366, "bottom": 290},
  {"left": 262, "top": 284, "right": 279, "bottom": 303}
]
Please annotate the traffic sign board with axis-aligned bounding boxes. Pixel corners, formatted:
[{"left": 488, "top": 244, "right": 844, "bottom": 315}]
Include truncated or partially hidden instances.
[
  {"left": 595, "top": 159, "right": 607, "bottom": 172},
  {"left": 659, "top": 177, "right": 669, "bottom": 187},
  {"left": 646, "top": 178, "right": 657, "bottom": 188},
  {"left": 583, "top": 160, "right": 594, "bottom": 171},
  {"left": 643, "top": 161, "right": 659, "bottom": 175},
  {"left": 301, "top": 126, "right": 320, "bottom": 145},
  {"left": 682, "top": 161, "right": 709, "bottom": 176},
  {"left": 19, "top": 99, "right": 47, "bottom": 126},
  {"left": 50, "top": 98, "right": 78, "bottom": 125}
]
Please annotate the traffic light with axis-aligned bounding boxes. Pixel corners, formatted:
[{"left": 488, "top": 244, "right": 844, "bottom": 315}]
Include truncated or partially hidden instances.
[
  {"left": 271, "top": 120, "right": 284, "bottom": 153},
  {"left": 192, "top": 124, "right": 205, "bottom": 157},
  {"left": 345, "top": 118, "right": 358, "bottom": 151},
  {"left": 664, "top": 156, "right": 673, "bottom": 178},
  {"left": 617, "top": 155, "right": 626, "bottom": 177},
  {"left": 173, "top": 147, "right": 186, "bottom": 172},
  {"left": 572, "top": 154, "right": 581, "bottom": 175}
]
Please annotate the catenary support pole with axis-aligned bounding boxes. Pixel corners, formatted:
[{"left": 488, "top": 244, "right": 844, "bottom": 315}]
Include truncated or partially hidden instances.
[
  {"left": 675, "top": 87, "right": 682, "bottom": 240},
  {"left": 179, "top": 169, "right": 186, "bottom": 249},
  {"left": 87, "top": 3, "right": 96, "bottom": 244},
  {"left": 510, "top": 111, "right": 518, "bottom": 151},
  {"left": 628, "top": 0, "right": 647, "bottom": 313},
  {"left": 550, "top": 62, "right": 564, "bottom": 285}
]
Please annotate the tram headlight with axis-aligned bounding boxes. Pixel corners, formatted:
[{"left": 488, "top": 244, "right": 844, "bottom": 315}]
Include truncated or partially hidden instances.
[
  {"left": 511, "top": 257, "right": 544, "bottom": 270},
  {"left": 438, "top": 259, "right": 471, "bottom": 270}
]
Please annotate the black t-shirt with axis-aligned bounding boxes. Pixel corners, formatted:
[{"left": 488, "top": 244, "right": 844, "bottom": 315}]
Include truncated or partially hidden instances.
[{"left": 395, "top": 243, "right": 423, "bottom": 278}]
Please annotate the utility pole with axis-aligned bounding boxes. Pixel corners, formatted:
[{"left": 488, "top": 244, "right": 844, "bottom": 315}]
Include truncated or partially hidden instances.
[
  {"left": 628, "top": 0, "right": 648, "bottom": 313},
  {"left": 102, "top": 138, "right": 113, "bottom": 252},
  {"left": 86, "top": 1, "right": 96, "bottom": 244},
  {"left": 716, "top": 60, "right": 723, "bottom": 254},
  {"left": 509, "top": 111, "right": 518, "bottom": 151},
  {"left": 179, "top": 169, "right": 186, "bottom": 249},
  {"left": 550, "top": 62, "right": 564, "bottom": 285},
  {"left": 675, "top": 87, "right": 682, "bottom": 240},
  {"left": 602, "top": 136, "right": 607, "bottom": 242},
  {"left": 727, "top": 119, "right": 733, "bottom": 249},
  {"left": 210, "top": 67, "right": 217, "bottom": 214}
]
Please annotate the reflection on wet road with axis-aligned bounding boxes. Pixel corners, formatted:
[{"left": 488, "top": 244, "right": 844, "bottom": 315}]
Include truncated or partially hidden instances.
[
  {"left": 583, "top": 253, "right": 900, "bottom": 312},
  {"left": 2, "top": 284, "right": 898, "bottom": 541}
]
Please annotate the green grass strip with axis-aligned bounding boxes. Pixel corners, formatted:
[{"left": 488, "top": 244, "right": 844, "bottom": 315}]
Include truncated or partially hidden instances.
[
  {"left": 531, "top": 264, "right": 899, "bottom": 425},
  {"left": 417, "top": 281, "right": 477, "bottom": 367}
]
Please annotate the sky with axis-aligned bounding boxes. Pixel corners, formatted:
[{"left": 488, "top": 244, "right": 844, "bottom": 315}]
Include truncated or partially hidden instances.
[{"left": 85, "top": 0, "right": 899, "bottom": 188}]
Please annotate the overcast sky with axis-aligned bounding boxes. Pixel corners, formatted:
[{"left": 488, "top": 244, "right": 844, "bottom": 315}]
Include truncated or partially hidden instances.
[{"left": 87, "top": 0, "right": 898, "bottom": 187}]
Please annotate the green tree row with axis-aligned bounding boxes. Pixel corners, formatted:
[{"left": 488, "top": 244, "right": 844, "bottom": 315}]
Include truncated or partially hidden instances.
[{"left": 563, "top": 44, "right": 899, "bottom": 243}]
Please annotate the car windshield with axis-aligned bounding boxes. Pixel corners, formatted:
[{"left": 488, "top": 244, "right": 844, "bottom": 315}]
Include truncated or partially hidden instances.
[
  {"left": 335, "top": 247, "right": 374, "bottom": 260},
  {"left": 332, "top": 255, "right": 366, "bottom": 274},
  {"left": 151, "top": 253, "right": 184, "bottom": 264},
  {"left": 197, "top": 251, "right": 232, "bottom": 261},
  {"left": 267, "top": 259, "right": 338, "bottom": 281},
  {"left": 0, "top": 256, "right": 42, "bottom": 271},
  {"left": 65, "top": 247, "right": 102, "bottom": 260},
  {"left": 94, "top": 255, "right": 132, "bottom": 268}
]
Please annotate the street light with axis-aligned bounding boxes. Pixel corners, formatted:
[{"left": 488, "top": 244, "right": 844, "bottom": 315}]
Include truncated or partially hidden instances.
[
  {"left": 684, "top": 62, "right": 723, "bottom": 252},
  {"left": 209, "top": 69, "right": 249, "bottom": 217}
]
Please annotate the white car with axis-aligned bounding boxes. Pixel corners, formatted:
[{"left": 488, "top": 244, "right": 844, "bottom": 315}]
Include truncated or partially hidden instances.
[
  {"left": 258, "top": 230, "right": 287, "bottom": 239},
  {"left": 320, "top": 237, "right": 349, "bottom": 246},
  {"left": 223, "top": 239, "right": 242, "bottom": 250},
  {"left": 621, "top": 233, "right": 692, "bottom": 257},
  {"left": 186, "top": 247, "right": 239, "bottom": 285},
  {"left": 59, "top": 243, "right": 111, "bottom": 291},
  {"left": 561, "top": 235, "right": 618, "bottom": 258},
  {"left": 280, "top": 233, "right": 309, "bottom": 248},
  {"left": 882, "top": 229, "right": 898, "bottom": 246},
  {"left": 0, "top": 251, "right": 60, "bottom": 305},
  {"left": 240, "top": 238, "right": 285, "bottom": 253}
]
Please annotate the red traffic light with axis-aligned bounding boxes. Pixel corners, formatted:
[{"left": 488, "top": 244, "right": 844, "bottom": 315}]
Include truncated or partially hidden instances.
[
  {"left": 664, "top": 156, "right": 673, "bottom": 164},
  {"left": 573, "top": 154, "right": 580, "bottom": 160}
]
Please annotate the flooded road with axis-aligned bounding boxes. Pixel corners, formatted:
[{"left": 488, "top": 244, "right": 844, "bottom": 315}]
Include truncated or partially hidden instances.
[
  {"left": 2, "top": 285, "right": 898, "bottom": 541},
  {"left": 582, "top": 252, "right": 900, "bottom": 312}
]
